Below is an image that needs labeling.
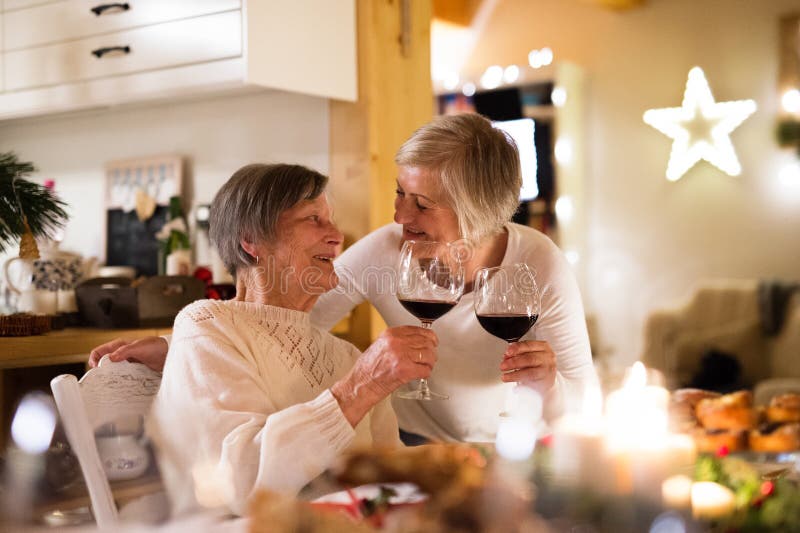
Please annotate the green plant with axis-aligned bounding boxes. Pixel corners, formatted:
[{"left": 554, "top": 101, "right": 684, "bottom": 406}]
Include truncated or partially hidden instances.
[
  {"left": 777, "top": 118, "right": 800, "bottom": 156},
  {"left": 0, "top": 152, "right": 68, "bottom": 254},
  {"left": 695, "top": 453, "right": 800, "bottom": 532}
]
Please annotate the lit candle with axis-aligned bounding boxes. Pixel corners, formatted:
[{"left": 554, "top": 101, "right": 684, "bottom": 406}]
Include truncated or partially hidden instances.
[
  {"left": 551, "top": 386, "right": 606, "bottom": 490},
  {"left": 691, "top": 481, "right": 736, "bottom": 520},
  {"left": 602, "top": 362, "right": 681, "bottom": 500},
  {"left": 662, "top": 474, "right": 693, "bottom": 509},
  {"left": 605, "top": 362, "right": 670, "bottom": 452}
]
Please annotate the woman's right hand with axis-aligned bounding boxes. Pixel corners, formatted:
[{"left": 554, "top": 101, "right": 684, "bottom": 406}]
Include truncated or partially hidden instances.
[
  {"left": 88, "top": 336, "right": 169, "bottom": 371},
  {"left": 331, "top": 326, "right": 438, "bottom": 427}
]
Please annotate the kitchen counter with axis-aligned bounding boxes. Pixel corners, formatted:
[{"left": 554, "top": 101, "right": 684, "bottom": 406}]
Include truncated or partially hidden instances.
[{"left": 0, "top": 327, "right": 172, "bottom": 370}]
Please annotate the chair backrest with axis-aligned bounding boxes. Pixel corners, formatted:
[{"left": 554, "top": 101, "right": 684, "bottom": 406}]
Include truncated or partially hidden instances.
[{"left": 50, "top": 356, "right": 161, "bottom": 529}]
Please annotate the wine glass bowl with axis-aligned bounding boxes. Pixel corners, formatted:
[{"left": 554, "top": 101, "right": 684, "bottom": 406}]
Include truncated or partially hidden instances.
[
  {"left": 396, "top": 240, "right": 465, "bottom": 400},
  {"left": 474, "top": 263, "right": 541, "bottom": 415}
]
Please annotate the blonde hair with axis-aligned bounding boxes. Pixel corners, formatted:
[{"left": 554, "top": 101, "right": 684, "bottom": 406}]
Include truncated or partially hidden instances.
[{"left": 395, "top": 113, "right": 522, "bottom": 243}]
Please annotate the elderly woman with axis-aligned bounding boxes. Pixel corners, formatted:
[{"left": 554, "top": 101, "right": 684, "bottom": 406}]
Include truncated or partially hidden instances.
[
  {"left": 95, "top": 113, "right": 598, "bottom": 444},
  {"left": 313, "top": 113, "right": 598, "bottom": 442},
  {"left": 148, "top": 164, "right": 437, "bottom": 516}
]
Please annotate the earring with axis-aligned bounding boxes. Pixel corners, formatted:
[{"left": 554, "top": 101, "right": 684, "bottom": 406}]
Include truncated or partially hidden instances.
[{"left": 256, "top": 255, "right": 260, "bottom": 265}]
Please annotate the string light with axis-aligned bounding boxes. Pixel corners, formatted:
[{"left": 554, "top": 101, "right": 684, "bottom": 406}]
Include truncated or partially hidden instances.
[
  {"left": 442, "top": 72, "right": 460, "bottom": 91},
  {"left": 643, "top": 67, "right": 757, "bottom": 181},
  {"left": 554, "top": 137, "right": 573, "bottom": 165},
  {"left": 551, "top": 86, "right": 567, "bottom": 107},
  {"left": 503, "top": 65, "right": 520, "bottom": 84},
  {"left": 782, "top": 89, "right": 800, "bottom": 114},
  {"left": 480, "top": 65, "right": 503, "bottom": 89},
  {"left": 555, "top": 195, "right": 574, "bottom": 222},
  {"left": 539, "top": 47, "right": 553, "bottom": 66}
]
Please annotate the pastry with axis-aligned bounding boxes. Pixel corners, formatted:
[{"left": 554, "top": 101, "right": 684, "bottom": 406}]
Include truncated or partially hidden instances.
[
  {"left": 765, "top": 393, "right": 800, "bottom": 424},
  {"left": 695, "top": 390, "right": 756, "bottom": 431},
  {"left": 749, "top": 422, "right": 800, "bottom": 452},
  {"left": 669, "top": 388, "right": 721, "bottom": 432},
  {"left": 692, "top": 428, "right": 748, "bottom": 453}
]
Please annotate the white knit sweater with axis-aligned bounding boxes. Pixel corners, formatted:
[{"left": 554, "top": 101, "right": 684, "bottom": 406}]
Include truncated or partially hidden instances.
[
  {"left": 312, "top": 223, "right": 599, "bottom": 443},
  {"left": 148, "top": 299, "right": 401, "bottom": 517}
]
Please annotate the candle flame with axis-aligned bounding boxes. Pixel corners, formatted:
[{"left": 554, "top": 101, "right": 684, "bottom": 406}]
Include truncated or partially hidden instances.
[{"left": 625, "top": 361, "right": 647, "bottom": 390}]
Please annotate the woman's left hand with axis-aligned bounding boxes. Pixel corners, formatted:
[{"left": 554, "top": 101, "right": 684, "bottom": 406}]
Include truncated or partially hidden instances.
[{"left": 500, "top": 340, "right": 556, "bottom": 394}]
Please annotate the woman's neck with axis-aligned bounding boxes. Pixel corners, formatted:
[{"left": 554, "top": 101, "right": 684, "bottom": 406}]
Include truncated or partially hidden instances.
[
  {"left": 234, "top": 270, "right": 318, "bottom": 312},
  {"left": 463, "top": 227, "right": 509, "bottom": 292}
]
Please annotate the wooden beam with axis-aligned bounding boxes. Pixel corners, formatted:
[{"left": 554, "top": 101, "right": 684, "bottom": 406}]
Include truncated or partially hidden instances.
[
  {"left": 432, "top": 0, "right": 483, "bottom": 26},
  {"left": 329, "top": 0, "right": 433, "bottom": 346},
  {"left": 581, "top": 0, "right": 647, "bottom": 10}
]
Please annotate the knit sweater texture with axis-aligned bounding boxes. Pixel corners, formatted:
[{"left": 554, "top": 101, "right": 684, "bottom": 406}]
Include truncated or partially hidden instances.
[{"left": 148, "top": 299, "right": 400, "bottom": 516}]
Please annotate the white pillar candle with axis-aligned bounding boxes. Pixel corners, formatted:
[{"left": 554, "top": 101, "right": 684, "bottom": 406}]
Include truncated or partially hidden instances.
[
  {"left": 551, "top": 414, "right": 606, "bottom": 491},
  {"left": 691, "top": 482, "right": 736, "bottom": 520},
  {"left": 662, "top": 474, "right": 693, "bottom": 509}
]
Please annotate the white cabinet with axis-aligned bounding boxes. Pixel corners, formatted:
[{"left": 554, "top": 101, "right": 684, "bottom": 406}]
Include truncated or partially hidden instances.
[
  {"left": 0, "top": 0, "right": 356, "bottom": 120},
  {"left": 2, "top": 0, "right": 64, "bottom": 11},
  {"left": 6, "top": 11, "right": 242, "bottom": 91},
  {"left": 4, "top": 0, "right": 240, "bottom": 50}
]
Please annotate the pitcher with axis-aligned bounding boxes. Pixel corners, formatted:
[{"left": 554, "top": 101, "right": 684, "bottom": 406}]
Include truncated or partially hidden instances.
[{"left": 4, "top": 244, "right": 97, "bottom": 313}]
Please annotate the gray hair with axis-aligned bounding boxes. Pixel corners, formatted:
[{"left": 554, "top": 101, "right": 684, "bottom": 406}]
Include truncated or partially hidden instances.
[
  {"left": 395, "top": 113, "right": 522, "bottom": 243},
  {"left": 209, "top": 163, "right": 328, "bottom": 275}
]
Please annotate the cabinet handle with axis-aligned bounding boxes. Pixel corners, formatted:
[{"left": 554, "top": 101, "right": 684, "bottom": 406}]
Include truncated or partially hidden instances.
[
  {"left": 90, "top": 3, "right": 130, "bottom": 16},
  {"left": 91, "top": 45, "right": 131, "bottom": 59}
]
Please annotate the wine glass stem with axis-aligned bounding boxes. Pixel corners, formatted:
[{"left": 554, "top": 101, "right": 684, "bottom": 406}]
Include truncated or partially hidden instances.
[{"left": 419, "top": 320, "right": 433, "bottom": 396}]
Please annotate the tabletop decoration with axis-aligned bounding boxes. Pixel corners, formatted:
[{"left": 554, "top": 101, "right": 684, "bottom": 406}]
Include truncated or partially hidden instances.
[
  {"left": 0, "top": 152, "right": 68, "bottom": 256},
  {"left": 691, "top": 451, "right": 800, "bottom": 531},
  {"left": 643, "top": 67, "right": 756, "bottom": 181},
  {"left": 550, "top": 362, "right": 696, "bottom": 501}
]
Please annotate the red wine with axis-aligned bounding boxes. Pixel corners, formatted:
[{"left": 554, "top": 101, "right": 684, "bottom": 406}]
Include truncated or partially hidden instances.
[
  {"left": 399, "top": 299, "right": 458, "bottom": 322},
  {"left": 476, "top": 313, "right": 539, "bottom": 342}
]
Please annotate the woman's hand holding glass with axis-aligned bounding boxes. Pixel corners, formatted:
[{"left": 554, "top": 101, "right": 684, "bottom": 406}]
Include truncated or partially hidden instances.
[
  {"left": 500, "top": 339, "right": 557, "bottom": 395},
  {"left": 474, "top": 263, "right": 554, "bottom": 414},
  {"left": 331, "top": 326, "right": 438, "bottom": 426},
  {"left": 396, "top": 240, "right": 465, "bottom": 400}
]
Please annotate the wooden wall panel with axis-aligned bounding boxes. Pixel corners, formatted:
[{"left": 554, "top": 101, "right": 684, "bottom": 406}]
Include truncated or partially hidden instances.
[{"left": 329, "top": 0, "right": 434, "bottom": 346}]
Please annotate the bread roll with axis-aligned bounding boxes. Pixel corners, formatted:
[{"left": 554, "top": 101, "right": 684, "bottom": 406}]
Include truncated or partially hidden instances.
[
  {"left": 766, "top": 393, "right": 800, "bottom": 424},
  {"left": 692, "top": 428, "right": 748, "bottom": 453},
  {"left": 695, "top": 391, "right": 756, "bottom": 431},
  {"left": 749, "top": 423, "right": 800, "bottom": 452},
  {"left": 669, "top": 389, "right": 721, "bottom": 432}
]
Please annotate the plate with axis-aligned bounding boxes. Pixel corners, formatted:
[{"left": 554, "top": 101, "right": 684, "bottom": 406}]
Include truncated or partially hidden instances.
[
  {"left": 728, "top": 451, "right": 800, "bottom": 480},
  {"left": 311, "top": 482, "right": 427, "bottom": 506},
  {"left": 729, "top": 450, "right": 800, "bottom": 464}
]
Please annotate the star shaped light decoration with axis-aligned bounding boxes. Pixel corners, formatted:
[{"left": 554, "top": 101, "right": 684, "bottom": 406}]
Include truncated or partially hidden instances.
[{"left": 643, "top": 67, "right": 757, "bottom": 181}]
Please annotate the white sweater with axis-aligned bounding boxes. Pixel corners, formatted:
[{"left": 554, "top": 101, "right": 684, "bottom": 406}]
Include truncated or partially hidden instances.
[
  {"left": 311, "top": 223, "right": 599, "bottom": 443},
  {"left": 148, "top": 299, "right": 401, "bottom": 517}
]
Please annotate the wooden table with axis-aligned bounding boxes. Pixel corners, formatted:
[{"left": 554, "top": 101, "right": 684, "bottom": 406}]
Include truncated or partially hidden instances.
[
  {"left": 0, "top": 327, "right": 172, "bottom": 370},
  {"left": 0, "top": 327, "right": 171, "bottom": 446}
]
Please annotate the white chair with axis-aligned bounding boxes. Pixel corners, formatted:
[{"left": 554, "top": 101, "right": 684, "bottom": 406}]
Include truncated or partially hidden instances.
[{"left": 50, "top": 356, "right": 166, "bottom": 528}]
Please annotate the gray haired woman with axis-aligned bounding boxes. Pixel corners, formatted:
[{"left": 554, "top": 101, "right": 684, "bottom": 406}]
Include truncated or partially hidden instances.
[{"left": 148, "top": 164, "right": 437, "bottom": 516}]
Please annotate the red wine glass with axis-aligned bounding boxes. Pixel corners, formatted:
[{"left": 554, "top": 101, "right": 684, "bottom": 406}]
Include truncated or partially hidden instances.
[
  {"left": 396, "top": 240, "right": 465, "bottom": 400},
  {"left": 474, "top": 263, "right": 541, "bottom": 416}
]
